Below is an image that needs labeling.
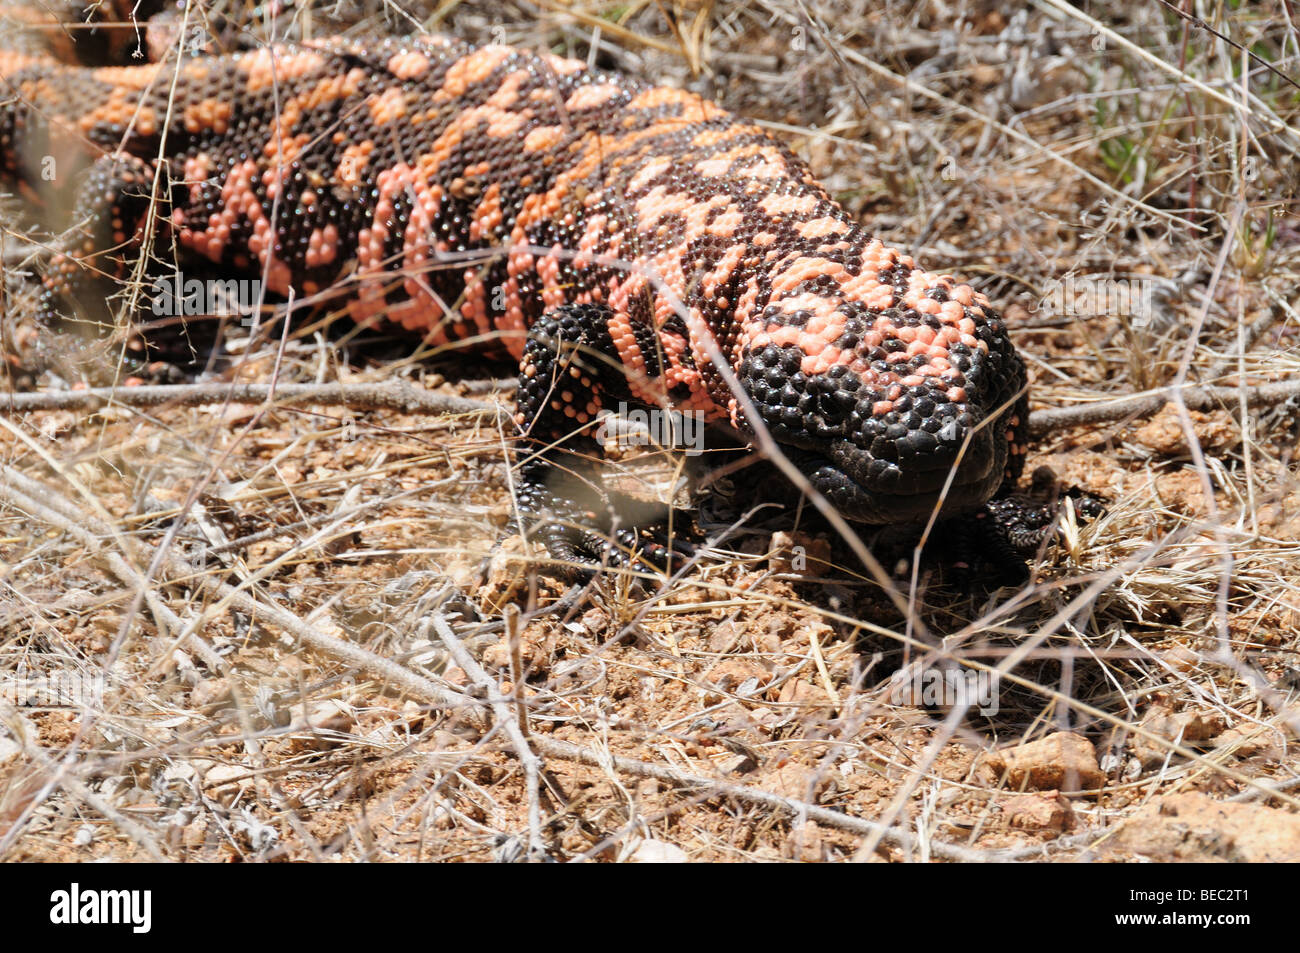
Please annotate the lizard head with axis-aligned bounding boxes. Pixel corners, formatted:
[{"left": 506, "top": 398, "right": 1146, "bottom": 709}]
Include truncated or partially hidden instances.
[{"left": 736, "top": 292, "right": 1028, "bottom": 524}]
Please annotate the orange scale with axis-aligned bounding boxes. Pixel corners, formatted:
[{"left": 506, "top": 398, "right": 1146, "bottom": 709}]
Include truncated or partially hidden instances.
[
  {"left": 939, "top": 301, "right": 965, "bottom": 323},
  {"left": 820, "top": 342, "right": 848, "bottom": 368},
  {"left": 866, "top": 288, "right": 894, "bottom": 309},
  {"left": 768, "top": 326, "right": 803, "bottom": 348},
  {"left": 802, "top": 354, "right": 831, "bottom": 376}
]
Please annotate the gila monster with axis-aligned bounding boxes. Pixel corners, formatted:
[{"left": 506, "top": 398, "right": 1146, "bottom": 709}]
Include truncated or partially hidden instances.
[{"left": 0, "top": 32, "right": 1041, "bottom": 574}]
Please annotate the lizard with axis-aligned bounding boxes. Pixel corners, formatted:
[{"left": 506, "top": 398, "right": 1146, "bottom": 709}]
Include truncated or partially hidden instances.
[{"left": 0, "top": 31, "right": 1060, "bottom": 576}]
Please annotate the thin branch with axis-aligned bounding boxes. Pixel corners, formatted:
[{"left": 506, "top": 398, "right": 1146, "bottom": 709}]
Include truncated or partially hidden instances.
[
  {"left": 1027, "top": 378, "right": 1299, "bottom": 437},
  {"left": 0, "top": 380, "right": 499, "bottom": 417},
  {"left": 428, "top": 611, "right": 546, "bottom": 860}
]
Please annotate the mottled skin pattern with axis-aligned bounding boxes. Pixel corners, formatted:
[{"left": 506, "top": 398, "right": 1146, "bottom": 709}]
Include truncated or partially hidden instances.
[{"left": 0, "top": 34, "right": 1034, "bottom": 571}]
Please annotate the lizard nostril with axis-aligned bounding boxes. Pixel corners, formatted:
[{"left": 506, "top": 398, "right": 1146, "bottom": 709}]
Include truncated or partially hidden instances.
[{"left": 815, "top": 390, "right": 851, "bottom": 426}]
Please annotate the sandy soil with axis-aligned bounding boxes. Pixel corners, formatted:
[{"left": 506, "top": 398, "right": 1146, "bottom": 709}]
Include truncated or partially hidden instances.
[{"left": 1, "top": 0, "right": 1297, "bottom": 862}]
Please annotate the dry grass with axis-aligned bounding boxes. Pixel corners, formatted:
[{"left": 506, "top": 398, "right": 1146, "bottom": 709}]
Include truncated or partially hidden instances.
[{"left": 0, "top": 0, "right": 1297, "bottom": 862}]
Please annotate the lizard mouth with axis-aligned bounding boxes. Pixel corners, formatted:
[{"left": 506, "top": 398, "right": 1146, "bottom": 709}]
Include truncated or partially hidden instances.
[{"left": 779, "top": 429, "right": 1006, "bottom": 524}]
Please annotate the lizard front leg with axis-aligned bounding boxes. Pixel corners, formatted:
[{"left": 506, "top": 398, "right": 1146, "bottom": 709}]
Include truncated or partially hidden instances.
[
  {"left": 37, "top": 151, "right": 162, "bottom": 332},
  {"left": 513, "top": 303, "right": 686, "bottom": 575}
]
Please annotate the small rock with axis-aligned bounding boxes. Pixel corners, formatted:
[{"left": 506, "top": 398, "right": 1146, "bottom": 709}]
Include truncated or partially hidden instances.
[
  {"left": 707, "top": 620, "right": 743, "bottom": 654},
  {"left": 1133, "top": 405, "right": 1236, "bottom": 456},
  {"left": 716, "top": 752, "right": 758, "bottom": 775},
  {"left": 0, "top": 712, "right": 36, "bottom": 765},
  {"left": 1159, "top": 706, "right": 1226, "bottom": 741},
  {"left": 431, "top": 729, "right": 468, "bottom": 751},
  {"left": 0, "top": 732, "right": 22, "bottom": 766},
  {"left": 704, "top": 658, "right": 771, "bottom": 698},
  {"left": 1211, "top": 724, "right": 1284, "bottom": 759},
  {"left": 766, "top": 762, "right": 826, "bottom": 802},
  {"left": 774, "top": 678, "right": 834, "bottom": 718},
  {"left": 970, "top": 63, "right": 1002, "bottom": 88},
  {"left": 1113, "top": 792, "right": 1300, "bottom": 862},
  {"left": 289, "top": 700, "right": 357, "bottom": 745},
  {"left": 627, "top": 839, "right": 688, "bottom": 863},
  {"left": 482, "top": 625, "right": 551, "bottom": 675},
  {"left": 767, "top": 531, "right": 832, "bottom": 578},
  {"left": 479, "top": 535, "right": 535, "bottom": 607},
  {"left": 398, "top": 700, "right": 429, "bottom": 730},
  {"left": 564, "top": 607, "right": 609, "bottom": 638},
  {"left": 1159, "top": 646, "right": 1202, "bottom": 673},
  {"left": 481, "top": 641, "right": 510, "bottom": 670},
  {"left": 1153, "top": 471, "right": 1210, "bottom": 517},
  {"left": 984, "top": 731, "right": 1104, "bottom": 791},
  {"left": 183, "top": 819, "right": 209, "bottom": 850},
  {"left": 442, "top": 666, "right": 469, "bottom": 687},
  {"left": 1134, "top": 705, "right": 1228, "bottom": 767},
  {"left": 784, "top": 821, "right": 824, "bottom": 862},
  {"left": 998, "top": 791, "right": 1075, "bottom": 832},
  {"left": 202, "top": 763, "right": 250, "bottom": 803},
  {"left": 190, "top": 677, "right": 233, "bottom": 710}
]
